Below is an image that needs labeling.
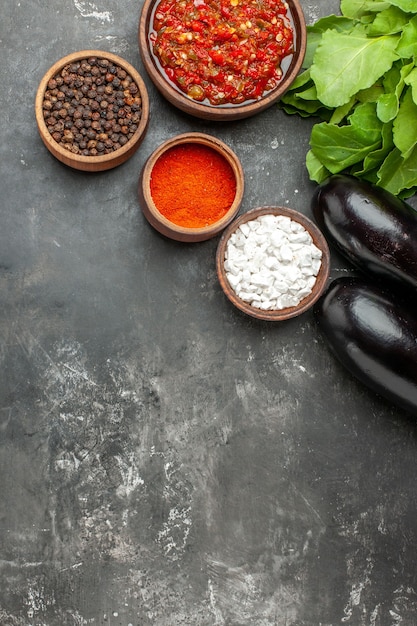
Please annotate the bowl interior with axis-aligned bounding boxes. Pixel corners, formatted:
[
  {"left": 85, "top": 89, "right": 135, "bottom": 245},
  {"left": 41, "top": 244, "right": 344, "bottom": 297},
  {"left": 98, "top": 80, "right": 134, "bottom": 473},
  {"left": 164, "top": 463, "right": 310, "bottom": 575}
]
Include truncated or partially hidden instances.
[
  {"left": 138, "top": 0, "right": 306, "bottom": 121},
  {"left": 35, "top": 50, "right": 150, "bottom": 171},
  {"left": 216, "top": 207, "right": 330, "bottom": 320},
  {"left": 139, "top": 132, "right": 244, "bottom": 242}
]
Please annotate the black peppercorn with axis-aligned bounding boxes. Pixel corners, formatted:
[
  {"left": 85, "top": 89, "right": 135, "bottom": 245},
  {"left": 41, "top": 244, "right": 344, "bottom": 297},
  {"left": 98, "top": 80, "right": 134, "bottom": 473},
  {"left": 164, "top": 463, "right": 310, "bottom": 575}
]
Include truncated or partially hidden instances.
[{"left": 42, "top": 56, "right": 143, "bottom": 156}]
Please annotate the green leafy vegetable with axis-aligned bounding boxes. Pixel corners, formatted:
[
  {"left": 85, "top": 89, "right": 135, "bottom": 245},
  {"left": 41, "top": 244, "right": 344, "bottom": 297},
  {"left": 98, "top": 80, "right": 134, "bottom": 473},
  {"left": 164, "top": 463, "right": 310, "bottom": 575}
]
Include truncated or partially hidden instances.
[
  {"left": 405, "top": 67, "right": 417, "bottom": 104},
  {"left": 393, "top": 88, "right": 417, "bottom": 158},
  {"left": 310, "top": 27, "right": 399, "bottom": 108},
  {"left": 280, "top": 0, "right": 417, "bottom": 198}
]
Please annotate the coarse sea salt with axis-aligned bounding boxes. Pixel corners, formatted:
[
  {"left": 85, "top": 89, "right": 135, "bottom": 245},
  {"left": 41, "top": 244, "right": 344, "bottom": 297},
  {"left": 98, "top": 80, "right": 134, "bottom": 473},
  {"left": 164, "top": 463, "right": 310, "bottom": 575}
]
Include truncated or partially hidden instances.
[{"left": 224, "top": 213, "right": 323, "bottom": 310}]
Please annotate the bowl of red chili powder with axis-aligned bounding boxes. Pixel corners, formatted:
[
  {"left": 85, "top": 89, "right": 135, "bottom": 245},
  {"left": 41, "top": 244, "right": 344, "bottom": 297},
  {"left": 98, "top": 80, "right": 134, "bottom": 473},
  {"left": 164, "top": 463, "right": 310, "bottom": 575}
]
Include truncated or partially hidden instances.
[
  {"left": 138, "top": 0, "right": 306, "bottom": 121},
  {"left": 139, "top": 132, "right": 244, "bottom": 242}
]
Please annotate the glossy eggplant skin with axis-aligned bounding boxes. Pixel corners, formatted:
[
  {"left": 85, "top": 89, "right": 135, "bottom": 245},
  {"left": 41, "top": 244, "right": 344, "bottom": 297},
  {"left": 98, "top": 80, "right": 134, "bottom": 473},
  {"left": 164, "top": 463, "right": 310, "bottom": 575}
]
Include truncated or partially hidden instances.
[
  {"left": 314, "top": 276, "right": 417, "bottom": 416},
  {"left": 312, "top": 174, "right": 417, "bottom": 291}
]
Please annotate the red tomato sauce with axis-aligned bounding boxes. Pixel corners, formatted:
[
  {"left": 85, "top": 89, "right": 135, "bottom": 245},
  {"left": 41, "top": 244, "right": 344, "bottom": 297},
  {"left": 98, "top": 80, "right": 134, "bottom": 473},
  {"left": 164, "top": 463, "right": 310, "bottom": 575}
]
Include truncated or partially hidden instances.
[{"left": 149, "top": 0, "right": 294, "bottom": 106}]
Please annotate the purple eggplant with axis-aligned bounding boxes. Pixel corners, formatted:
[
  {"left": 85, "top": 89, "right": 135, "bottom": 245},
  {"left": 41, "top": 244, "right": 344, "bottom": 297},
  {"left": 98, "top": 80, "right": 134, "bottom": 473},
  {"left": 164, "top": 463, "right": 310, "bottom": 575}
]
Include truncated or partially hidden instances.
[
  {"left": 314, "top": 276, "right": 417, "bottom": 416},
  {"left": 312, "top": 174, "right": 417, "bottom": 291}
]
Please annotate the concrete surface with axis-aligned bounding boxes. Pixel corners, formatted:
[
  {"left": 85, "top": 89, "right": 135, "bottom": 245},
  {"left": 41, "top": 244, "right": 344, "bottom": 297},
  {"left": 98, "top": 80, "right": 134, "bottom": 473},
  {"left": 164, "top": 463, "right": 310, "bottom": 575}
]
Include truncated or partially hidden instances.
[{"left": 1, "top": 1, "right": 417, "bottom": 625}]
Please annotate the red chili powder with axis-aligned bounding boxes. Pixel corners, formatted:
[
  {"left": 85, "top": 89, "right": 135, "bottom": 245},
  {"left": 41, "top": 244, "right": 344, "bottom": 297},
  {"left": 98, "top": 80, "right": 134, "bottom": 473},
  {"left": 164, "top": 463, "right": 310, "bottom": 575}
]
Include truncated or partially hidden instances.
[{"left": 150, "top": 143, "right": 237, "bottom": 228}]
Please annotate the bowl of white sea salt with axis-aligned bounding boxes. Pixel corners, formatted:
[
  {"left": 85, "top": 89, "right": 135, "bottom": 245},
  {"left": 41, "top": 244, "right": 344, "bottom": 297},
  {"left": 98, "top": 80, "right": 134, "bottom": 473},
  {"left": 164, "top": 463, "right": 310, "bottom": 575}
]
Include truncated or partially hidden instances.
[{"left": 216, "top": 206, "right": 330, "bottom": 321}]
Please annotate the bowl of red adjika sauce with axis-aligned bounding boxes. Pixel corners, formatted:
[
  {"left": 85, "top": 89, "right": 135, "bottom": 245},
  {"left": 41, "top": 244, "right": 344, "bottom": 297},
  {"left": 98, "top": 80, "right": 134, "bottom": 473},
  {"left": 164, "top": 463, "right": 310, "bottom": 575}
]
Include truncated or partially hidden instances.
[
  {"left": 35, "top": 50, "right": 150, "bottom": 171},
  {"left": 139, "top": 132, "right": 244, "bottom": 242},
  {"left": 138, "top": 0, "right": 306, "bottom": 121},
  {"left": 216, "top": 207, "right": 330, "bottom": 320}
]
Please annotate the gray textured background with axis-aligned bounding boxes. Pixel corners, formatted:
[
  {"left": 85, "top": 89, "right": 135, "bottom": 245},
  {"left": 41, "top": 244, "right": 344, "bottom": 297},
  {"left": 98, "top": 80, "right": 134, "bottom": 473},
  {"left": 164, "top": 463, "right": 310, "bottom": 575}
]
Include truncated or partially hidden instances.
[{"left": 1, "top": 1, "right": 417, "bottom": 625}]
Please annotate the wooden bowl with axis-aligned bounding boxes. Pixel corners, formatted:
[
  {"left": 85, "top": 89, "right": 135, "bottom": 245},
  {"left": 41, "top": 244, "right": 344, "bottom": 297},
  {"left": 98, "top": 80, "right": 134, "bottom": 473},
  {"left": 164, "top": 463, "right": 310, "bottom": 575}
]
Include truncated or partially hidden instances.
[
  {"left": 35, "top": 50, "right": 150, "bottom": 171},
  {"left": 138, "top": 0, "right": 306, "bottom": 121},
  {"left": 216, "top": 207, "right": 330, "bottom": 321},
  {"left": 138, "top": 132, "right": 244, "bottom": 242}
]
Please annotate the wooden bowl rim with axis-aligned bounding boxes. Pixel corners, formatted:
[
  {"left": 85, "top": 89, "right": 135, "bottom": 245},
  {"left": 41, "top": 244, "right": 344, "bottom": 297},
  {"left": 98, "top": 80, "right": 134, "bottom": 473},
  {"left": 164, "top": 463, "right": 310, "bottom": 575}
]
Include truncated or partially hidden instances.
[
  {"left": 138, "top": 0, "right": 306, "bottom": 121},
  {"left": 139, "top": 132, "right": 245, "bottom": 240},
  {"left": 35, "top": 49, "right": 150, "bottom": 170},
  {"left": 216, "top": 206, "right": 331, "bottom": 321}
]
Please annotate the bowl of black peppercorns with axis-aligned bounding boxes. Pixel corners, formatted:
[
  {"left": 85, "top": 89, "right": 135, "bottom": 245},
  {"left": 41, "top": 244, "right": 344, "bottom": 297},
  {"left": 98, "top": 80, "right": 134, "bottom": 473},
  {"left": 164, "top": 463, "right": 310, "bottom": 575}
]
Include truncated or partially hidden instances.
[{"left": 35, "top": 50, "right": 150, "bottom": 171}]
